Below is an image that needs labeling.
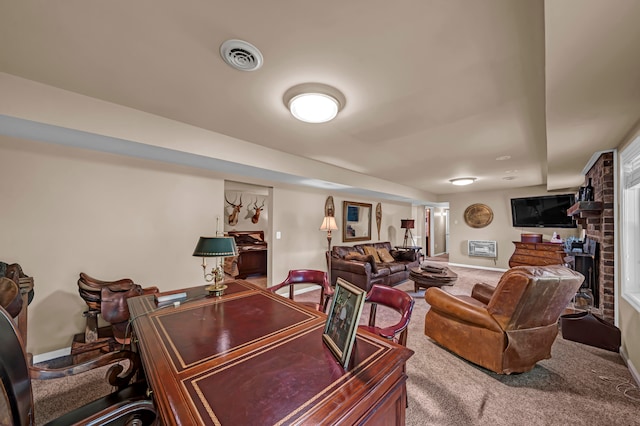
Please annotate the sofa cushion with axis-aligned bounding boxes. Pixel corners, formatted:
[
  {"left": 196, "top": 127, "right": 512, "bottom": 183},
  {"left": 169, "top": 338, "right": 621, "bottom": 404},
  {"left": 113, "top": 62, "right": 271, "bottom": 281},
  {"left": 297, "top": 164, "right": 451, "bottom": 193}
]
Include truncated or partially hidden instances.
[
  {"left": 363, "top": 246, "right": 381, "bottom": 263},
  {"left": 384, "top": 262, "right": 407, "bottom": 274},
  {"left": 344, "top": 251, "right": 363, "bottom": 260},
  {"left": 377, "top": 248, "right": 395, "bottom": 263},
  {"left": 344, "top": 253, "right": 378, "bottom": 274}
]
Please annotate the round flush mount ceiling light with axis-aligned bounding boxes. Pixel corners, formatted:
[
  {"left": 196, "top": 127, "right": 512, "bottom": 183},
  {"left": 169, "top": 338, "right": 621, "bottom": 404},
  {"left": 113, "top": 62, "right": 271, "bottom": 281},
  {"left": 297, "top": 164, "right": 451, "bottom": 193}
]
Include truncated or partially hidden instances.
[
  {"left": 220, "top": 39, "right": 263, "bottom": 72},
  {"left": 283, "top": 83, "right": 346, "bottom": 123},
  {"left": 449, "top": 177, "right": 477, "bottom": 186}
]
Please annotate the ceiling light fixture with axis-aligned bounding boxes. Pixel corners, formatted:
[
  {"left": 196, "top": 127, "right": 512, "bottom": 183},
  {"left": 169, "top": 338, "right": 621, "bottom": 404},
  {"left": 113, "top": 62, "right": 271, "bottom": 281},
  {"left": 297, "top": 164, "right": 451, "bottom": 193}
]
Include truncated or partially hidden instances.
[
  {"left": 283, "top": 83, "right": 346, "bottom": 123},
  {"left": 449, "top": 177, "right": 477, "bottom": 186}
]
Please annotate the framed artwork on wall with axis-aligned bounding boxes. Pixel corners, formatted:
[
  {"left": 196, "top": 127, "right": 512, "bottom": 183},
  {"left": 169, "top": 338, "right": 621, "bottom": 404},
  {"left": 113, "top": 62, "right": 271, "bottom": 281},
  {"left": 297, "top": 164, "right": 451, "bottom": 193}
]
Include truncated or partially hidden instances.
[{"left": 342, "top": 201, "right": 372, "bottom": 242}]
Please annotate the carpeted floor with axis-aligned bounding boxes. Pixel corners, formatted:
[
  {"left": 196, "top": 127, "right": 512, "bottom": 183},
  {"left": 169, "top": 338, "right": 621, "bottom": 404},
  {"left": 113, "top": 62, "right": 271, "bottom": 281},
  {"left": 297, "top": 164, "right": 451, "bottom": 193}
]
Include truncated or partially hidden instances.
[{"left": 32, "top": 266, "right": 640, "bottom": 425}]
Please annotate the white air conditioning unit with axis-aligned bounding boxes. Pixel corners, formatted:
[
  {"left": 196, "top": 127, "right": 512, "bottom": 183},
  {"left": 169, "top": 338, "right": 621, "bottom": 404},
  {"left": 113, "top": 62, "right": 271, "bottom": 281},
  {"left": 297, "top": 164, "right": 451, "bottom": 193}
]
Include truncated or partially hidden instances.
[{"left": 468, "top": 240, "right": 497, "bottom": 258}]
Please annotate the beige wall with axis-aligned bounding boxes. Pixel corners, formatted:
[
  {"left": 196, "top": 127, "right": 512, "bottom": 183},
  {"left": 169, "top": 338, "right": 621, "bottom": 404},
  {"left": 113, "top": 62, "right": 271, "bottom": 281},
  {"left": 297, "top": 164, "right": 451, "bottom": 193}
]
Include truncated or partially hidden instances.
[
  {"left": 0, "top": 135, "right": 413, "bottom": 355},
  {"left": 444, "top": 185, "right": 580, "bottom": 269}
]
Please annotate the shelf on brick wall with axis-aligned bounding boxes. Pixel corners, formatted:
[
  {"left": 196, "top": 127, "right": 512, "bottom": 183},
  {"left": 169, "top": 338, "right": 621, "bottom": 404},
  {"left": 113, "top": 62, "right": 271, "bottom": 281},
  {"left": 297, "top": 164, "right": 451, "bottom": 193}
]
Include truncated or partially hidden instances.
[{"left": 567, "top": 201, "right": 603, "bottom": 219}]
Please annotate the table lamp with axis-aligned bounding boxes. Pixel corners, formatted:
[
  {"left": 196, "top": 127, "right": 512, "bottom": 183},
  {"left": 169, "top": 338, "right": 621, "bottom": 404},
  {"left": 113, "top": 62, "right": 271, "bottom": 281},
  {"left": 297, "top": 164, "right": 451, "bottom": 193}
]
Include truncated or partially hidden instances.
[
  {"left": 401, "top": 219, "right": 415, "bottom": 248},
  {"left": 192, "top": 236, "right": 238, "bottom": 296}
]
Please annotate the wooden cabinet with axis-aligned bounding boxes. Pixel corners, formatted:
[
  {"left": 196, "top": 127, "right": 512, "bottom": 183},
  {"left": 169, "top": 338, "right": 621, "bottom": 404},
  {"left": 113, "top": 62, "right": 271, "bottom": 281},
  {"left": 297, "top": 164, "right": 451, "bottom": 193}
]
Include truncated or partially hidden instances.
[{"left": 509, "top": 241, "right": 566, "bottom": 267}]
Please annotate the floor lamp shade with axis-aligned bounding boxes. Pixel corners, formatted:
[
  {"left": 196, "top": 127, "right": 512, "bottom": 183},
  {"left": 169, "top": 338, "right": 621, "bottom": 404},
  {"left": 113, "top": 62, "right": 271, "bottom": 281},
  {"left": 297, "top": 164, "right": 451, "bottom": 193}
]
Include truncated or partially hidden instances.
[
  {"left": 401, "top": 219, "right": 415, "bottom": 230},
  {"left": 401, "top": 219, "right": 415, "bottom": 248},
  {"left": 320, "top": 216, "right": 338, "bottom": 232}
]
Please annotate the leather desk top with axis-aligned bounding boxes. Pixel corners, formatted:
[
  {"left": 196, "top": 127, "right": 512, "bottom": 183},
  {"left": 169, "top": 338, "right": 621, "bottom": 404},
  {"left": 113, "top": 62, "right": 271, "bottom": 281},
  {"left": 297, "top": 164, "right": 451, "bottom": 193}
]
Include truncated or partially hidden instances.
[{"left": 128, "top": 280, "right": 413, "bottom": 425}]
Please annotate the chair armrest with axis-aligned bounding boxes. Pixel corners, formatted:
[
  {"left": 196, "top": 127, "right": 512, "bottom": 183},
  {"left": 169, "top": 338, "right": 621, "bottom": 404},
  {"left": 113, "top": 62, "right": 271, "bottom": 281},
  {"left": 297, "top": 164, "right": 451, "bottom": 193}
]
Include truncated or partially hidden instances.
[
  {"left": 30, "top": 349, "right": 140, "bottom": 389},
  {"left": 425, "top": 288, "right": 502, "bottom": 332},
  {"left": 471, "top": 282, "right": 495, "bottom": 305}
]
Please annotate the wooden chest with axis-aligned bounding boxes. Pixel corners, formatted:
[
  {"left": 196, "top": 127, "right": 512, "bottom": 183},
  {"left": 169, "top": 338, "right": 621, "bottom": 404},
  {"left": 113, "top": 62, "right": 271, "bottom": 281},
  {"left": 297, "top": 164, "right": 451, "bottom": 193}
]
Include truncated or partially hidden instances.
[{"left": 509, "top": 241, "right": 566, "bottom": 267}]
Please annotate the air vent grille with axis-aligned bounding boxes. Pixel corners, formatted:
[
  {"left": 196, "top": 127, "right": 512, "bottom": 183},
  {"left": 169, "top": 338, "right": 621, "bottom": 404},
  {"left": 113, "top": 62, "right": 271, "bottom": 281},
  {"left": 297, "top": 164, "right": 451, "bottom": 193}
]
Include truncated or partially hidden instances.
[{"left": 220, "top": 39, "right": 263, "bottom": 71}]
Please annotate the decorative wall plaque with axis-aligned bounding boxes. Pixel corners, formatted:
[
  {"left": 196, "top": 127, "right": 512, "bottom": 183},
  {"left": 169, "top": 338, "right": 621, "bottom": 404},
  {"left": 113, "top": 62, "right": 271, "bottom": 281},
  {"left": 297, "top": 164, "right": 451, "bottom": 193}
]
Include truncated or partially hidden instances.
[
  {"left": 464, "top": 203, "right": 494, "bottom": 228},
  {"left": 325, "top": 196, "right": 335, "bottom": 217},
  {"left": 375, "top": 203, "right": 382, "bottom": 240}
]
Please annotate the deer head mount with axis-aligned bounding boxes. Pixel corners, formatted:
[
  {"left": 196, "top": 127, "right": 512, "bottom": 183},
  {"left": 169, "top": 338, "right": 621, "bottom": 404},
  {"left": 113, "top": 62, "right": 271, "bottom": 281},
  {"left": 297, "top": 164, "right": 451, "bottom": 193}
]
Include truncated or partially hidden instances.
[
  {"left": 251, "top": 198, "right": 265, "bottom": 224},
  {"left": 225, "top": 193, "right": 243, "bottom": 226}
]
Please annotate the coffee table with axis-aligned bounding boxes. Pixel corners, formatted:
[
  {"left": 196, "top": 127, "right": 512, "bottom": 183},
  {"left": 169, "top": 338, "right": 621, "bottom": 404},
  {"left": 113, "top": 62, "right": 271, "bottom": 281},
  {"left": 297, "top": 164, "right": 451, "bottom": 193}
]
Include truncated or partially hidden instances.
[{"left": 410, "top": 266, "right": 458, "bottom": 292}]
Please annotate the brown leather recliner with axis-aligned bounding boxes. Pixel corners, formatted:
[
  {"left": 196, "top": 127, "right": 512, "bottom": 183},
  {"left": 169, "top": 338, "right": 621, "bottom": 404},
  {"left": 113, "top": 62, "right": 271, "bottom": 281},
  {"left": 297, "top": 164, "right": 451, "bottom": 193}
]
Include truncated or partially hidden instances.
[
  {"left": 424, "top": 265, "right": 584, "bottom": 374},
  {"left": 78, "top": 273, "right": 159, "bottom": 344}
]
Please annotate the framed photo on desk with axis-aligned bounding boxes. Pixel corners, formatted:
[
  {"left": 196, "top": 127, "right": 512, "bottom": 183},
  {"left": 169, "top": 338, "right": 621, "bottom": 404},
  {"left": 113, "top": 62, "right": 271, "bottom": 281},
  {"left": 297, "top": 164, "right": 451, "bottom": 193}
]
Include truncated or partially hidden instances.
[{"left": 323, "top": 278, "right": 365, "bottom": 369}]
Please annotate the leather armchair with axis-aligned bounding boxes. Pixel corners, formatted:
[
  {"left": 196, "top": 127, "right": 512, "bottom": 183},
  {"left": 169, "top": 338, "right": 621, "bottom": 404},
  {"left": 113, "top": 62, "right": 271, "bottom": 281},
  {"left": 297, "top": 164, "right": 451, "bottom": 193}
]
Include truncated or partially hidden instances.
[{"left": 424, "top": 265, "right": 584, "bottom": 374}]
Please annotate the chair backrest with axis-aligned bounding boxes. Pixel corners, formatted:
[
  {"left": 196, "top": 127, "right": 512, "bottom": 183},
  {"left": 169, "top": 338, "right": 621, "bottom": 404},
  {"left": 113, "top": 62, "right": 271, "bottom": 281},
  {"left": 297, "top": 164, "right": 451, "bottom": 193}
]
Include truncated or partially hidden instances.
[
  {"left": 268, "top": 269, "right": 332, "bottom": 311},
  {"left": 364, "top": 284, "right": 415, "bottom": 345},
  {"left": 0, "top": 305, "right": 33, "bottom": 426},
  {"left": 487, "top": 265, "right": 584, "bottom": 331}
]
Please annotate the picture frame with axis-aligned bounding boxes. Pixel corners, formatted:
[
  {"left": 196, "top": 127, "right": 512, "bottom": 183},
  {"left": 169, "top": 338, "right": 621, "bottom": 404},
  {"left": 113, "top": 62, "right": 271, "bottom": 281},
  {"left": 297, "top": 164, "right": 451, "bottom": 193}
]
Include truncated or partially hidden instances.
[
  {"left": 322, "top": 278, "right": 366, "bottom": 369},
  {"left": 342, "top": 201, "right": 372, "bottom": 242}
]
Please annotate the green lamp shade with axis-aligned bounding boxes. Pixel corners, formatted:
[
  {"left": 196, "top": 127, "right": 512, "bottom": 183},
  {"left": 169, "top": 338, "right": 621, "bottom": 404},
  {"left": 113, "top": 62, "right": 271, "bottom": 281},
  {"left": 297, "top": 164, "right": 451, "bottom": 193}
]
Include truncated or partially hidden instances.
[{"left": 193, "top": 237, "right": 238, "bottom": 257}]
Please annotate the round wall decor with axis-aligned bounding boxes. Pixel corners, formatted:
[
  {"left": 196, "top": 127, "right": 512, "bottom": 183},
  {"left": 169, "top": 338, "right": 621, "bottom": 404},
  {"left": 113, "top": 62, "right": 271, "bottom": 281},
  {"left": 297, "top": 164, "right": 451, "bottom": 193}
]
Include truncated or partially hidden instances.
[{"left": 464, "top": 203, "right": 494, "bottom": 228}]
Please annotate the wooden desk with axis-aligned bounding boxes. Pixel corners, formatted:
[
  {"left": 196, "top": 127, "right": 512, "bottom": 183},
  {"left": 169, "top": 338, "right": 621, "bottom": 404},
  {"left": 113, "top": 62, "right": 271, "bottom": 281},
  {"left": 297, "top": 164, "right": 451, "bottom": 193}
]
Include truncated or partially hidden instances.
[{"left": 128, "top": 280, "right": 413, "bottom": 425}]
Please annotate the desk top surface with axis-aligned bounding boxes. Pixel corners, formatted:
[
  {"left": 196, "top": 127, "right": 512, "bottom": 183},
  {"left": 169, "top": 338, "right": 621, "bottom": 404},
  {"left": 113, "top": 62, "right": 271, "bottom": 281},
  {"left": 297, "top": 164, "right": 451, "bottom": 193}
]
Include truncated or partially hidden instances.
[{"left": 128, "top": 280, "right": 413, "bottom": 426}]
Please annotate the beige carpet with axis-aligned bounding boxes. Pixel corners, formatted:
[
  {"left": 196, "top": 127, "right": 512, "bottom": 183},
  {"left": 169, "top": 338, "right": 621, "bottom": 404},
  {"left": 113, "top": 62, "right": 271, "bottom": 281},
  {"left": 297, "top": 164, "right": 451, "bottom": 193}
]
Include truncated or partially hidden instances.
[{"left": 32, "top": 268, "right": 640, "bottom": 425}]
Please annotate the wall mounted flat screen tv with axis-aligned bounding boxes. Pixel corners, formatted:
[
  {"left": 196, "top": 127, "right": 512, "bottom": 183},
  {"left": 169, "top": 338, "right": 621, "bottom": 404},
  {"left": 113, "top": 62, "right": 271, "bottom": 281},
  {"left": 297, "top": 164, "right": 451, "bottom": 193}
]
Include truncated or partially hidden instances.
[{"left": 510, "top": 194, "right": 577, "bottom": 228}]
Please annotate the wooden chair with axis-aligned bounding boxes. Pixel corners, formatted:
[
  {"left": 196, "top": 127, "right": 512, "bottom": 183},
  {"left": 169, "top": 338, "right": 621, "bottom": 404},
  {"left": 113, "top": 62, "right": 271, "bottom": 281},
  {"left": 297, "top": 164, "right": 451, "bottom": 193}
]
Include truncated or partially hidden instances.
[
  {"left": 0, "top": 305, "right": 157, "bottom": 426},
  {"left": 268, "top": 269, "right": 333, "bottom": 312},
  {"left": 358, "top": 284, "right": 415, "bottom": 346}
]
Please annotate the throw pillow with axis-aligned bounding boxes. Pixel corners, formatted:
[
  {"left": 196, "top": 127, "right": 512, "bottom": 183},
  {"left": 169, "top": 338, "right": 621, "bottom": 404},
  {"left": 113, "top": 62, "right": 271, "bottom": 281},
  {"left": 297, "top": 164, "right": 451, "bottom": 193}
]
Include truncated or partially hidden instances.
[
  {"left": 363, "top": 246, "right": 381, "bottom": 263},
  {"left": 343, "top": 253, "right": 378, "bottom": 273},
  {"left": 377, "top": 248, "right": 395, "bottom": 263},
  {"left": 344, "top": 253, "right": 368, "bottom": 261}
]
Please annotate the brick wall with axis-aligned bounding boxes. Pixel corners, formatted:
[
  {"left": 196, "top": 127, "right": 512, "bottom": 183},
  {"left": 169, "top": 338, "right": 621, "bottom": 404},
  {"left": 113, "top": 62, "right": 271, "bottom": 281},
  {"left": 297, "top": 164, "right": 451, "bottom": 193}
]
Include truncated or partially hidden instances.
[{"left": 584, "top": 152, "right": 615, "bottom": 322}]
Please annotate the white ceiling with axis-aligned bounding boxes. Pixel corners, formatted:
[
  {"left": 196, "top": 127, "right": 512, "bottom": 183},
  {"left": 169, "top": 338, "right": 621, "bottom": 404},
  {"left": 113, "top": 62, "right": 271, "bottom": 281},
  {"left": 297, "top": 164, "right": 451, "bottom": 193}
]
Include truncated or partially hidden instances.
[{"left": 1, "top": 0, "right": 639, "bottom": 196}]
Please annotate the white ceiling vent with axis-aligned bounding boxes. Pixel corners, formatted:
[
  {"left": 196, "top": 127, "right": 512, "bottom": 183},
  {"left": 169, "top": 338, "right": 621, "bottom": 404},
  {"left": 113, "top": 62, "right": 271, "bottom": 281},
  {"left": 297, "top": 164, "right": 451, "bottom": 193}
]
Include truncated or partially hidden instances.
[{"left": 220, "top": 39, "right": 263, "bottom": 72}]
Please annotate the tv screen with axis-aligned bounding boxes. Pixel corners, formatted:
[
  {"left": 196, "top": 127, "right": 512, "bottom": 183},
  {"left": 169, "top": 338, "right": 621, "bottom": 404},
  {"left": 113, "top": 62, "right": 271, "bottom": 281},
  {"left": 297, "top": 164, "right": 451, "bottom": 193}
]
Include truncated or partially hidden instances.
[{"left": 510, "top": 194, "right": 577, "bottom": 228}]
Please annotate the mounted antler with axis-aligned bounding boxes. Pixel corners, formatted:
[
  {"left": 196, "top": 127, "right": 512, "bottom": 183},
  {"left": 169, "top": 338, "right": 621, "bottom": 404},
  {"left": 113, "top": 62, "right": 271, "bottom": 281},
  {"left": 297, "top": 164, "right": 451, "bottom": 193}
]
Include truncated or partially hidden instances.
[
  {"left": 225, "top": 193, "right": 243, "bottom": 226},
  {"left": 251, "top": 198, "right": 265, "bottom": 224}
]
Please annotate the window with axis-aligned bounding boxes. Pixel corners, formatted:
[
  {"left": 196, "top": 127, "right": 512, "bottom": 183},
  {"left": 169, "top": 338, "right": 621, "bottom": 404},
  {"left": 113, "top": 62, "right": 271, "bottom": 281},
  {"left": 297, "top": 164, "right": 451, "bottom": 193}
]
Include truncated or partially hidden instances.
[{"left": 621, "top": 137, "right": 640, "bottom": 312}]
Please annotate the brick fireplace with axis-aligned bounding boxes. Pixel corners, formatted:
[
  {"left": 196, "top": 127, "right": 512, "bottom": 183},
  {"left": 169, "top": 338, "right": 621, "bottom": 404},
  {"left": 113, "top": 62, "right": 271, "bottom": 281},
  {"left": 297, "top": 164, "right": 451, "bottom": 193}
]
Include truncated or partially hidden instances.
[{"left": 583, "top": 152, "right": 615, "bottom": 323}]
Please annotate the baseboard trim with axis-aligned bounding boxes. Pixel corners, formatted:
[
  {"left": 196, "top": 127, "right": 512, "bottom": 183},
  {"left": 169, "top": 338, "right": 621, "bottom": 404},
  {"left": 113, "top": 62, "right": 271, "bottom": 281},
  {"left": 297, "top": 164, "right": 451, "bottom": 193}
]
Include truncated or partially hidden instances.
[
  {"left": 620, "top": 346, "right": 640, "bottom": 387},
  {"left": 32, "top": 347, "right": 71, "bottom": 365},
  {"left": 448, "top": 262, "right": 508, "bottom": 273}
]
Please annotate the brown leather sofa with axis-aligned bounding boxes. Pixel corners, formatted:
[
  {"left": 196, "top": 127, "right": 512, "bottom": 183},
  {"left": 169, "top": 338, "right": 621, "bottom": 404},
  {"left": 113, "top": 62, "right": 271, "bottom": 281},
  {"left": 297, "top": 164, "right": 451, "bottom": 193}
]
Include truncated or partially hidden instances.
[
  {"left": 424, "top": 265, "right": 584, "bottom": 374},
  {"left": 329, "top": 242, "right": 419, "bottom": 292}
]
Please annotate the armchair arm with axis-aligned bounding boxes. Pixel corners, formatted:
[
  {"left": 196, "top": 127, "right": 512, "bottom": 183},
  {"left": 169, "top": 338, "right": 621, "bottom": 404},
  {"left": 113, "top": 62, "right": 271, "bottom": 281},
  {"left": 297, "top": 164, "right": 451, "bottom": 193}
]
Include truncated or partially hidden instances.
[
  {"left": 425, "top": 288, "right": 502, "bottom": 332},
  {"left": 30, "top": 349, "right": 140, "bottom": 389},
  {"left": 471, "top": 282, "right": 496, "bottom": 305}
]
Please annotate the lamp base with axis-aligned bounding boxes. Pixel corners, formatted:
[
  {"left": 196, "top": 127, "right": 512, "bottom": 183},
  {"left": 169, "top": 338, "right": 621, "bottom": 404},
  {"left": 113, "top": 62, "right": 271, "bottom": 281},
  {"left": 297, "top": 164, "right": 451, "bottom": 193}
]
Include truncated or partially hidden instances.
[{"left": 205, "top": 284, "right": 227, "bottom": 297}]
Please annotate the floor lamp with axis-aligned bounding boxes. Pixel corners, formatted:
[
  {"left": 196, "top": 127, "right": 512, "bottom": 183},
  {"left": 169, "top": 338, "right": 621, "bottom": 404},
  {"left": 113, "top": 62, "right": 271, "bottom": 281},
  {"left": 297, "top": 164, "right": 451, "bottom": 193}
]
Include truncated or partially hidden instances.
[
  {"left": 401, "top": 219, "right": 415, "bottom": 248},
  {"left": 320, "top": 216, "right": 338, "bottom": 285}
]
